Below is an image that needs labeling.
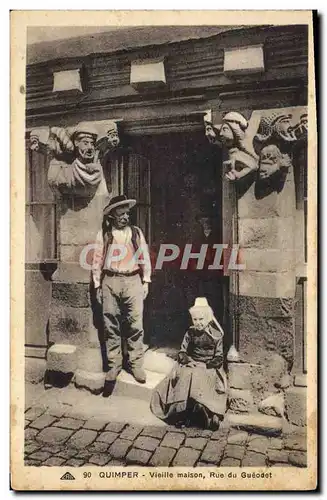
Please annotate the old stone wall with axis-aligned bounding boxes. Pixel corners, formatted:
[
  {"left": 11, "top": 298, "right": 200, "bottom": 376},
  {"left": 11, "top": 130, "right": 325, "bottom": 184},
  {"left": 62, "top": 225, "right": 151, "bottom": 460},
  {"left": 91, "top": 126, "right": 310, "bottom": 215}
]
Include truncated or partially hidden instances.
[{"left": 223, "top": 107, "right": 307, "bottom": 386}]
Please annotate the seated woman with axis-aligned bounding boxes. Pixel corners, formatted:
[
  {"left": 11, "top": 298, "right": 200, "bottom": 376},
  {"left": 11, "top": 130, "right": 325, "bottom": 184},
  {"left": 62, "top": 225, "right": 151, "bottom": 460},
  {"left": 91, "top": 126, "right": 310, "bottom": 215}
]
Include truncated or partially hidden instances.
[{"left": 150, "top": 297, "right": 227, "bottom": 430}]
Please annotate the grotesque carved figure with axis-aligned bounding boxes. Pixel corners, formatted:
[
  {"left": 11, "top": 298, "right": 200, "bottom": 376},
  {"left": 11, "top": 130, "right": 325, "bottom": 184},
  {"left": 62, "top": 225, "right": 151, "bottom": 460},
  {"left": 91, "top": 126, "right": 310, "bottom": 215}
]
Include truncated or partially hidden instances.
[
  {"left": 254, "top": 111, "right": 308, "bottom": 184},
  {"left": 95, "top": 121, "right": 120, "bottom": 163},
  {"left": 218, "top": 112, "right": 258, "bottom": 182},
  {"left": 106, "top": 121, "right": 120, "bottom": 150},
  {"left": 258, "top": 144, "right": 292, "bottom": 181},
  {"left": 292, "top": 113, "right": 308, "bottom": 141},
  {"left": 255, "top": 112, "right": 298, "bottom": 149},
  {"left": 29, "top": 121, "right": 121, "bottom": 197},
  {"left": 204, "top": 121, "right": 220, "bottom": 146},
  {"left": 47, "top": 123, "right": 102, "bottom": 197},
  {"left": 29, "top": 130, "right": 41, "bottom": 151}
]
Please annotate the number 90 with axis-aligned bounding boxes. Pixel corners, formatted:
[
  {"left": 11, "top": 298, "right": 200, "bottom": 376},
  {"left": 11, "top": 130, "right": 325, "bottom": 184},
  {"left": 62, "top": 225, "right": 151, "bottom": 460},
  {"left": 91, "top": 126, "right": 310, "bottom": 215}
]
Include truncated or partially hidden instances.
[{"left": 83, "top": 472, "right": 92, "bottom": 478}]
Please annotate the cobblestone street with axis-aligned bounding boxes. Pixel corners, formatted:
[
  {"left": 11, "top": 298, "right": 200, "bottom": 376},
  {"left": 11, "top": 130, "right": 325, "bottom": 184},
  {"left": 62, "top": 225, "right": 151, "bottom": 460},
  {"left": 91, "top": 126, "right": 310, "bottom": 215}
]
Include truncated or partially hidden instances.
[{"left": 24, "top": 383, "right": 307, "bottom": 469}]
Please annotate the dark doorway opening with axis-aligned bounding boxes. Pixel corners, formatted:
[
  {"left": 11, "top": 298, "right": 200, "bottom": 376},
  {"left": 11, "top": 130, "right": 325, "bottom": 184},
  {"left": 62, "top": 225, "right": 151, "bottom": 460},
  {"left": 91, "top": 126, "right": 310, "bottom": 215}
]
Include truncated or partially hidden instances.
[{"left": 127, "top": 131, "right": 229, "bottom": 352}]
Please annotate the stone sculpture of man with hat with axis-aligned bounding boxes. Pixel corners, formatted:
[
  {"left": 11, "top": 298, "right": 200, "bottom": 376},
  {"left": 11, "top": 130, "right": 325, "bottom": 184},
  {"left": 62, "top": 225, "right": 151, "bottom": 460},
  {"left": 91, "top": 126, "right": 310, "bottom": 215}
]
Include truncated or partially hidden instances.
[
  {"left": 48, "top": 122, "right": 103, "bottom": 196},
  {"left": 92, "top": 194, "right": 152, "bottom": 396}
]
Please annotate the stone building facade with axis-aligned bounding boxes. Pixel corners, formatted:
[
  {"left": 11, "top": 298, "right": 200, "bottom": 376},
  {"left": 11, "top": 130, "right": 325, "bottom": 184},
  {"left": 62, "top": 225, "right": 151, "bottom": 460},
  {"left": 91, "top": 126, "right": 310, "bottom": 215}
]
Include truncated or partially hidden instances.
[{"left": 25, "top": 25, "right": 308, "bottom": 428}]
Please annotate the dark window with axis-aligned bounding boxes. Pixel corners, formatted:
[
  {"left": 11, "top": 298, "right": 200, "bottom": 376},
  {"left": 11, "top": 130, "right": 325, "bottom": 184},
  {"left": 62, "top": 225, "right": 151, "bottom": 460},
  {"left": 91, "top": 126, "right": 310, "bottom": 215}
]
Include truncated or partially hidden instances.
[{"left": 25, "top": 141, "right": 58, "bottom": 263}]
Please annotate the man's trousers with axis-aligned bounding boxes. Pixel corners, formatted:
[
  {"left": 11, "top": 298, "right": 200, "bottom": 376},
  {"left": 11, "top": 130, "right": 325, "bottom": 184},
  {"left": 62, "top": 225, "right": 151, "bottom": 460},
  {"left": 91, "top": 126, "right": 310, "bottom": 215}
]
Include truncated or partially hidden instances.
[{"left": 102, "top": 273, "right": 145, "bottom": 381}]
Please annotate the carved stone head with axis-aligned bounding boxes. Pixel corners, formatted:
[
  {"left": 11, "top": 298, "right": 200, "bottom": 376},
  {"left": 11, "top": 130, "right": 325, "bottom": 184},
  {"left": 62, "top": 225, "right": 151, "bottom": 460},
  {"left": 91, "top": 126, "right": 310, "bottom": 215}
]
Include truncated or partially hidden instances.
[
  {"left": 292, "top": 113, "right": 308, "bottom": 141},
  {"left": 29, "top": 131, "right": 40, "bottom": 151},
  {"left": 258, "top": 144, "right": 291, "bottom": 180},
  {"left": 255, "top": 113, "right": 297, "bottom": 145},
  {"left": 218, "top": 112, "right": 249, "bottom": 151},
  {"left": 72, "top": 123, "right": 98, "bottom": 164},
  {"left": 204, "top": 121, "right": 220, "bottom": 145},
  {"left": 95, "top": 121, "right": 120, "bottom": 162},
  {"left": 106, "top": 121, "right": 120, "bottom": 150}
]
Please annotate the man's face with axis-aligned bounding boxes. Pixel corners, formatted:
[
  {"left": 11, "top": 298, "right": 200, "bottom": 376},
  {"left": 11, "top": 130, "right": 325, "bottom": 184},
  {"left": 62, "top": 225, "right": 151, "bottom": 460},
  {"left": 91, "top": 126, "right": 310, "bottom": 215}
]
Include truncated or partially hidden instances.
[
  {"left": 75, "top": 134, "right": 96, "bottom": 163},
  {"left": 111, "top": 205, "right": 130, "bottom": 229}
]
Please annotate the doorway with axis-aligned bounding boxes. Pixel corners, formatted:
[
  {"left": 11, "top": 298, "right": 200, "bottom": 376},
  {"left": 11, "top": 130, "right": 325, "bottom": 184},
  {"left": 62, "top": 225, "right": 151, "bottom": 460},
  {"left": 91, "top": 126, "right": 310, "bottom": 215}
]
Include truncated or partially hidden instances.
[{"left": 126, "top": 130, "right": 229, "bottom": 351}]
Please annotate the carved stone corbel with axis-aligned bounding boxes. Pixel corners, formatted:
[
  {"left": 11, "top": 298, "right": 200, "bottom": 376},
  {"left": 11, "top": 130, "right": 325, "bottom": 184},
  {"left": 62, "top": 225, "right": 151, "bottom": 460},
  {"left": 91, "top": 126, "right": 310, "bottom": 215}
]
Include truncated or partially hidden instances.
[
  {"left": 205, "top": 112, "right": 259, "bottom": 182},
  {"left": 254, "top": 111, "right": 308, "bottom": 183},
  {"left": 204, "top": 120, "right": 221, "bottom": 146},
  {"left": 258, "top": 144, "right": 292, "bottom": 181},
  {"left": 28, "top": 121, "right": 121, "bottom": 197}
]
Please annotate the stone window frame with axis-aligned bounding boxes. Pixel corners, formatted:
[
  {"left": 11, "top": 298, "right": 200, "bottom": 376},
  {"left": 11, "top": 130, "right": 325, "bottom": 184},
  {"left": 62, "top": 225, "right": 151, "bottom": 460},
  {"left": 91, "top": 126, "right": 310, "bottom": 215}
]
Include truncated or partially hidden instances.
[{"left": 25, "top": 134, "right": 59, "bottom": 264}]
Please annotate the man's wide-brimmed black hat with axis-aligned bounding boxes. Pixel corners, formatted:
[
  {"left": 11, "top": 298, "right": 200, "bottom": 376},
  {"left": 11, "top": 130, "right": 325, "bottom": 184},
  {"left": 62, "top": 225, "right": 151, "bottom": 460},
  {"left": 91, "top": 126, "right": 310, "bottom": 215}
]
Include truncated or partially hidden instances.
[{"left": 103, "top": 195, "right": 136, "bottom": 217}]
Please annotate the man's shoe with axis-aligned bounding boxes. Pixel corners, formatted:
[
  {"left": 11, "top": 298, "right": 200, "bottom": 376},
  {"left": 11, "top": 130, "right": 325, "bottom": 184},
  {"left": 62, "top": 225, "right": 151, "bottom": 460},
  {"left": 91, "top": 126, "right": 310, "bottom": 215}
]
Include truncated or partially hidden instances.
[
  {"left": 130, "top": 367, "right": 147, "bottom": 384},
  {"left": 102, "top": 379, "right": 116, "bottom": 398}
]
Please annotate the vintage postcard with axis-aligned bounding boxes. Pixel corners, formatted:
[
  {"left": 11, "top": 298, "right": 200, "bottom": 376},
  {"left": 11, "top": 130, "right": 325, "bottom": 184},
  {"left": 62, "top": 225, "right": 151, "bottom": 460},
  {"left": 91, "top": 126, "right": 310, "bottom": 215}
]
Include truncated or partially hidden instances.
[{"left": 11, "top": 10, "right": 317, "bottom": 491}]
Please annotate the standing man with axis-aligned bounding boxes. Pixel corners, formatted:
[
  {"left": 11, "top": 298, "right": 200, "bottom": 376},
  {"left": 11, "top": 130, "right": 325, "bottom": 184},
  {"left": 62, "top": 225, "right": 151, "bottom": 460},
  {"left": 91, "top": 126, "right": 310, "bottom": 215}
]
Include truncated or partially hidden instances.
[{"left": 92, "top": 195, "right": 151, "bottom": 396}]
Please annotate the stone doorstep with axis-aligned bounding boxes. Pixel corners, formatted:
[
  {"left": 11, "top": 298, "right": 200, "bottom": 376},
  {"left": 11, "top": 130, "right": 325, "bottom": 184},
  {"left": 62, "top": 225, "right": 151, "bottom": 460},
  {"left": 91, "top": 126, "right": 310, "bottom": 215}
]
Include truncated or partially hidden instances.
[
  {"left": 28, "top": 349, "right": 172, "bottom": 398},
  {"left": 112, "top": 370, "right": 166, "bottom": 402}
]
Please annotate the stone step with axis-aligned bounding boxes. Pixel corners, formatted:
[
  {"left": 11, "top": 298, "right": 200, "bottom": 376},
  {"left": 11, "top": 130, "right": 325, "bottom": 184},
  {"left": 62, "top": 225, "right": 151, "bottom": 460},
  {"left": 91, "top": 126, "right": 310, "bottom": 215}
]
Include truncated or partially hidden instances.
[
  {"left": 225, "top": 411, "right": 283, "bottom": 436},
  {"left": 112, "top": 369, "right": 166, "bottom": 402},
  {"left": 143, "top": 349, "right": 176, "bottom": 375},
  {"left": 26, "top": 382, "right": 166, "bottom": 427},
  {"left": 64, "top": 393, "right": 166, "bottom": 427},
  {"left": 110, "top": 349, "right": 174, "bottom": 401}
]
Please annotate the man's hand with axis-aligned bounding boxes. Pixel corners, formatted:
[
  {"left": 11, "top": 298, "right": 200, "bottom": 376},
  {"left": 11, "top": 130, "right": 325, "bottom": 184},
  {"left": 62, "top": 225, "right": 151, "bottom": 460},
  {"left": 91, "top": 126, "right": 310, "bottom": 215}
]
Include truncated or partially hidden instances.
[
  {"left": 143, "top": 282, "right": 149, "bottom": 300},
  {"left": 96, "top": 287, "right": 103, "bottom": 304}
]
